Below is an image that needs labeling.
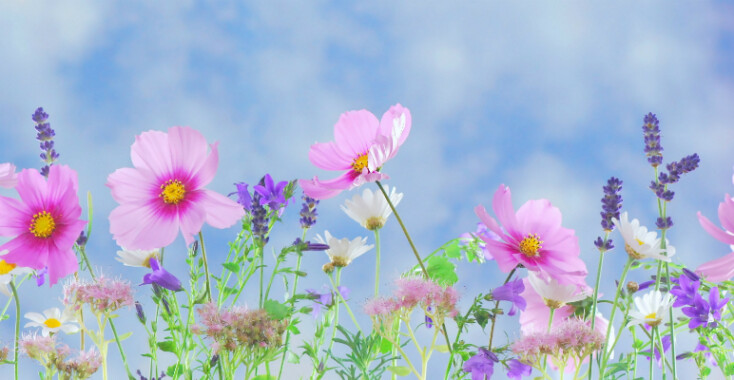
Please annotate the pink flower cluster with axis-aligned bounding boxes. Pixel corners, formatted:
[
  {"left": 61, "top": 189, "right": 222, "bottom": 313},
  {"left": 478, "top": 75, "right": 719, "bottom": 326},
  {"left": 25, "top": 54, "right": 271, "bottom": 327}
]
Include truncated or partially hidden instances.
[
  {"left": 63, "top": 275, "right": 134, "bottom": 314},
  {"left": 19, "top": 334, "right": 101, "bottom": 379},
  {"left": 511, "top": 318, "right": 604, "bottom": 367},
  {"left": 193, "top": 302, "right": 287, "bottom": 353},
  {"left": 364, "top": 277, "right": 459, "bottom": 321}
]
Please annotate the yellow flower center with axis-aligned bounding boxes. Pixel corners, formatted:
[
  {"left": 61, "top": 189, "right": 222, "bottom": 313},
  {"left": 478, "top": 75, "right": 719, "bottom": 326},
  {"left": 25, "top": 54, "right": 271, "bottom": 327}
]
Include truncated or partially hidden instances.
[
  {"left": 44, "top": 318, "right": 61, "bottom": 329},
  {"left": 352, "top": 153, "right": 369, "bottom": 173},
  {"left": 644, "top": 312, "right": 661, "bottom": 327},
  {"left": 365, "top": 216, "right": 385, "bottom": 231},
  {"left": 160, "top": 179, "right": 186, "bottom": 205},
  {"left": 519, "top": 234, "right": 543, "bottom": 257},
  {"left": 29, "top": 211, "right": 56, "bottom": 238},
  {"left": 624, "top": 244, "right": 643, "bottom": 260},
  {"left": 0, "top": 260, "right": 16, "bottom": 275}
]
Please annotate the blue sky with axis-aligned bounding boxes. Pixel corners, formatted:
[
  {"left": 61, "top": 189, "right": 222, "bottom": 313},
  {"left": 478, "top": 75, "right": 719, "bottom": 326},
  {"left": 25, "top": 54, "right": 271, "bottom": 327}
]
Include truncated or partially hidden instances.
[{"left": 2, "top": 1, "right": 734, "bottom": 379}]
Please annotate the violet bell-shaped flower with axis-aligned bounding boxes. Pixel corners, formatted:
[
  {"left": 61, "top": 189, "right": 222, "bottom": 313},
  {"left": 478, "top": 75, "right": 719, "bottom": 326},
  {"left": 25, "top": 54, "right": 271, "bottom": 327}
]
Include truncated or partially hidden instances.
[{"left": 141, "top": 258, "right": 182, "bottom": 292}]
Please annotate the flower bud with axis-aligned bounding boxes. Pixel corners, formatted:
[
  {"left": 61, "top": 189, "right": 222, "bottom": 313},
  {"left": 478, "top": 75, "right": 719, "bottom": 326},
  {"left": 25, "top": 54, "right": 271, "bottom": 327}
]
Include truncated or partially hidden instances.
[
  {"left": 626, "top": 281, "right": 639, "bottom": 294},
  {"left": 135, "top": 301, "right": 146, "bottom": 324}
]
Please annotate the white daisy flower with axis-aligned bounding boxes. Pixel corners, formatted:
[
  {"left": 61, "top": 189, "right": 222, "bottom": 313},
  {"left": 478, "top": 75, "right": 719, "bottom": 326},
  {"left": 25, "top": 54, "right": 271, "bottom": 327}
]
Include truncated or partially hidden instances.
[
  {"left": 628, "top": 290, "right": 674, "bottom": 328},
  {"left": 0, "top": 252, "right": 34, "bottom": 297},
  {"left": 315, "top": 231, "right": 374, "bottom": 268},
  {"left": 527, "top": 272, "right": 591, "bottom": 309},
  {"left": 116, "top": 248, "right": 160, "bottom": 268},
  {"left": 340, "top": 185, "right": 404, "bottom": 231},
  {"left": 612, "top": 212, "right": 675, "bottom": 261},
  {"left": 25, "top": 307, "right": 79, "bottom": 336}
]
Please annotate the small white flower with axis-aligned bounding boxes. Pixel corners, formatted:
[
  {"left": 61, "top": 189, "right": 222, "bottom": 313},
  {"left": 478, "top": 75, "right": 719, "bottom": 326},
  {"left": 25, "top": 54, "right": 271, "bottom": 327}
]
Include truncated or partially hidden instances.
[
  {"left": 116, "top": 248, "right": 160, "bottom": 268},
  {"left": 340, "top": 185, "right": 404, "bottom": 230},
  {"left": 628, "top": 290, "right": 674, "bottom": 328},
  {"left": 0, "top": 252, "right": 34, "bottom": 297},
  {"left": 612, "top": 212, "right": 675, "bottom": 261},
  {"left": 315, "top": 231, "right": 373, "bottom": 268},
  {"left": 25, "top": 307, "right": 79, "bottom": 336},
  {"left": 527, "top": 272, "right": 590, "bottom": 309}
]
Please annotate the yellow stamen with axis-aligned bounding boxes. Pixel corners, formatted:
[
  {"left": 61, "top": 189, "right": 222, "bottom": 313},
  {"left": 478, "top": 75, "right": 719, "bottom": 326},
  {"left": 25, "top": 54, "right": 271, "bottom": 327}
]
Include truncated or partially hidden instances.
[
  {"left": 44, "top": 318, "right": 61, "bottom": 329},
  {"left": 624, "top": 244, "right": 644, "bottom": 260},
  {"left": 0, "top": 260, "right": 16, "bottom": 275},
  {"left": 160, "top": 179, "right": 186, "bottom": 205},
  {"left": 519, "top": 234, "right": 543, "bottom": 257},
  {"left": 352, "top": 153, "right": 369, "bottom": 173},
  {"left": 644, "top": 312, "right": 661, "bottom": 327},
  {"left": 365, "top": 216, "right": 385, "bottom": 231},
  {"left": 29, "top": 211, "right": 56, "bottom": 238}
]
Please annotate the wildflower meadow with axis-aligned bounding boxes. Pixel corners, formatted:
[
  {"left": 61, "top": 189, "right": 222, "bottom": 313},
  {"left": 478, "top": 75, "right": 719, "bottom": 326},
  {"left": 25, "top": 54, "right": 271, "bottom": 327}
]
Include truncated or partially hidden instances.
[{"left": 3, "top": 3, "right": 734, "bottom": 380}]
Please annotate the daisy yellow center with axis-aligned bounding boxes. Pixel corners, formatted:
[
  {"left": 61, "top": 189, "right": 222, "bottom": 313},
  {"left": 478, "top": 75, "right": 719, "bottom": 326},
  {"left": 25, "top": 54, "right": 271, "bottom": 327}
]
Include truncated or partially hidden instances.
[
  {"left": 352, "top": 153, "right": 369, "bottom": 173},
  {"left": 624, "top": 243, "right": 643, "bottom": 260},
  {"left": 519, "top": 234, "right": 543, "bottom": 257},
  {"left": 29, "top": 211, "right": 56, "bottom": 238},
  {"left": 44, "top": 318, "right": 61, "bottom": 329},
  {"left": 160, "top": 179, "right": 186, "bottom": 205},
  {"left": 644, "top": 312, "right": 662, "bottom": 326},
  {"left": 0, "top": 260, "right": 16, "bottom": 275}
]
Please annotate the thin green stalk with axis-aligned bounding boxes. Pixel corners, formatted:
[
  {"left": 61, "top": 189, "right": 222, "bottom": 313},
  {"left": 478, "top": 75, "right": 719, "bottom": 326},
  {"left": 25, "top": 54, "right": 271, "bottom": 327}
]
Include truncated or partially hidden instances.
[
  {"left": 487, "top": 267, "right": 517, "bottom": 350},
  {"left": 258, "top": 245, "right": 265, "bottom": 308},
  {"left": 599, "top": 257, "right": 633, "bottom": 377},
  {"left": 587, "top": 232, "right": 609, "bottom": 380},
  {"left": 374, "top": 228, "right": 381, "bottom": 297},
  {"left": 327, "top": 269, "right": 362, "bottom": 333},
  {"left": 323, "top": 270, "right": 342, "bottom": 372},
  {"left": 277, "top": 229, "right": 308, "bottom": 379},
  {"left": 10, "top": 281, "right": 20, "bottom": 380},
  {"left": 649, "top": 328, "right": 655, "bottom": 380},
  {"left": 375, "top": 180, "right": 453, "bottom": 356},
  {"left": 198, "top": 232, "right": 213, "bottom": 302}
]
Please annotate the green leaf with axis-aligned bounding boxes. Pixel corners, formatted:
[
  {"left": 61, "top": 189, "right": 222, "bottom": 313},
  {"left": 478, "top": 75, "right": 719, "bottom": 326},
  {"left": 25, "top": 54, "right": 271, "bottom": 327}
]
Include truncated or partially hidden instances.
[
  {"left": 724, "top": 363, "right": 734, "bottom": 376},
  {"left": 434, "top": 344, "right": 450, "bottom": 353},
  {"left": 251, "top": 376, "right": 276, "bottom": 380},
  {"left": 386, "top": 366, "right": 411, "bottom": 377},
  {"left": 379, "top": 337, "right": 393, "bottom": 353},
  {"left": 444, "top": 241, "right": 461, "bottom": 259},
  {"left": 264, "top": 299, "right": 290, "bottom": 320},
  {"left": 425, "top": 256, "right": 458, "bottom": 285},
  {"left": 118, "top": 332, "right": 133, "bottom": 341},
  {"left": 222, "top": 262, "right": 240, "bottom": 272},
  {"left": 157, "top": 340, "right": 176, "bottom": 353},
  {"left": 166, "top": 364, "right": 185, "bottom": 377}
]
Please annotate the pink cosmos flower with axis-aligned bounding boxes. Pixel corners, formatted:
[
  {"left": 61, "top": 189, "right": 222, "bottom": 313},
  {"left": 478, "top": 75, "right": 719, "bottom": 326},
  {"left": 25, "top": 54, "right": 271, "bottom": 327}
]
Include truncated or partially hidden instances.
[
  {"left": 0, "top": 163, "right": 18, "bottom": 188},
  {"left": 475, "top": 184, "right": 587, "bottom": 285},
  {"left": 696, "top": 194, "right": 734, "bottom": 282},
  {"left": 107, "top": 127, "right": 245, "bottom": 249},
  {"left": 0, "top": 165, "right": 86, "bottom": 286},
  {"left": 298, "top": 104, "right": 411, "bottom": 199}
]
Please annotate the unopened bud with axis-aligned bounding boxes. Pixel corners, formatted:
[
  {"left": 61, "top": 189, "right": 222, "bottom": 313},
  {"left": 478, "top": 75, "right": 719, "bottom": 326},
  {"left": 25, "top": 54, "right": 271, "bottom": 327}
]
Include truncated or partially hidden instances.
[
  {"left": 322, "top": 262, "right": 334, "bottom": 274},
  {"left": 210, "top": 354, "right": 219, "bottom": 367},
  {"left": 135, "top": 301, "right": 146, "bottom": 324},
  {"left": 191, "top": 240, "right": 199, "bottom": 257},
  {"left": 626, "top": 281, "right": 639, "bottom": 294}
]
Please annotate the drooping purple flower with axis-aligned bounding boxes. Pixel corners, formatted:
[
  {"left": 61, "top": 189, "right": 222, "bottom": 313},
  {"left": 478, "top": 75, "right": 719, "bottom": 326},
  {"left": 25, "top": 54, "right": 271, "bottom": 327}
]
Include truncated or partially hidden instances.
[
  {"left": 642, "top": 113, "right": 663, "bottom": 167},
  {"left": 229, "top": 182, "right": 252, "bottom": 211},
  {"left": 253, "top": 174, "right": 289, "bottom": 211},
  {"left": 141, "top": 258, "right": 183, "bottom": 292},
  {"left": 600, "top": 177, "right": 623, "bottom": 231},
  {"left": 299, "top": 194, "right": 319, "bottom": 229},
  {"left": 292, "top": 238, "right": 329, "bottom": 251},
  {"left": 306, "top": 285, "right": 349, "bottom": 318},
  {"left": 463, "top": 348, "right": 498, "bottom": 380},
  {"left": 644, "top": 335, "right": 671, "bottom": 368},
  {"left": 491, "top": 278, "right": 526, "bottom": 316},
  {"left": 681, "top": 268, "right": 700, "bottom": 282},
  {"left": 34, "top": 267, "right": 48, "bottom": 287},
  {"left": 670, "top": 274, "right": 700, "bottom": 307},
  {"left": 637, "top": 280, "right": 655, "bottom": 292},
  {"left": 506, "top": 359, "right": 532, "bottom": 380},
  {"left": 32, "top": 107, "right": 59, "bottom": 177}
]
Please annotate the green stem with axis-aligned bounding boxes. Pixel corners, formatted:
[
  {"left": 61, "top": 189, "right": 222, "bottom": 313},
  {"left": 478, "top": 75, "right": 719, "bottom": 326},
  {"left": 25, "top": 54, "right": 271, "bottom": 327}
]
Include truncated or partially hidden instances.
[
  {"left": 198, "top": 232, "right": 213, "bottom": 302},
  {"left": 258, "top": 245, "right": 265, "bottom": 308},
  {"left": 487, "top": 267, "right": 517, "bottom": 350},
  {"left": 277, "top": 229, "right": 308, "bottom": 380},
  {"left": 10, "top": 281, "right": 20, "bottom": 380},
  {"left": 599, "top": 257, "right": 633, "bottom": 377},
  {"left": 374, "top": 229, "right": 381, "bottom": 297},
  {"left": 649, "top": 327, "right": 655, "bottom": 380},
  {"left": 327, "top": 269, "right": 362, "bottom": 333},
  {"left": 323, "top": 270, "right": 342, "bottom": 371},
  {"left": 587, "top": 231, "right": 609, "bottom": 380},
  {"left": 375, "top": 180, "right": 453, "bottom": 357}
]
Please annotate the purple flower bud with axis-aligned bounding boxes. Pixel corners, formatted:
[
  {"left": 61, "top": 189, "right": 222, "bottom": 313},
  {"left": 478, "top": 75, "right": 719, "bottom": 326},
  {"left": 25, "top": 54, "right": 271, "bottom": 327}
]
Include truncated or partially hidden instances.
[
  {"left": 299, "top": 194, "right": 319, "bottom": 229},
  {"left": 135, "top": 301, "right": 146, "bottom": 324},
  {"left": 656, "top": 216, "right": 674, "bottom": 230}
]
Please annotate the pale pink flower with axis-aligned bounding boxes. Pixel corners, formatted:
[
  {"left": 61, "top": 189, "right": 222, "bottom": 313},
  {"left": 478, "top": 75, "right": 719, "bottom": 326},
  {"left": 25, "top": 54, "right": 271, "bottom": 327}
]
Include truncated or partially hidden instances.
[
  {"left": 475, "top": 184, "right": 587, "bottom": 285},
  {"left": 63, "top": 275, "right": 134, "bottom": 314},
  {"left": 0, "top": 163, "right": 17, "bottom": 188},
  {"left": 299, "top": 104, "right": 411, "bottom": 199},
  {"left": 519, "top": 277, "right": 575, "bottom": 335},
  {"left": 0, "top": 165, "right": 86, "bottom": 286},
  {"left": 107, "top": 127, "right": 245, "bottom": 250},
  {"left": 696, "top": 194, "right": 734, "bottom": 282},
  {"left": 363, "top": 297, "right": 397, "bottom": 316}
]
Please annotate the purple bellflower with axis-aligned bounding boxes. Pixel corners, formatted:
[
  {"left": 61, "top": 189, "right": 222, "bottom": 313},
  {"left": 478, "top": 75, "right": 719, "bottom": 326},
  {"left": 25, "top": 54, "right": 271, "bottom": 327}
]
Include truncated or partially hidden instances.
[
  {"left": 254, "top": 174, "right": 289, "bottom": 211},
  {"left": 229, "top": 182, "right": 252, "bottom": 211},
  {"left": 491, "top": 278, "right": 526, "bottom": 316},
  {"left": 682, "top": 287, "right": 729, "bottom": 329},
  {"left": 463, "top": 348, "right": 498, "bottom": 380},
  {"left": 142, "top": 258, "right": 183, "bottom": 292},
  {"left": 506, "top": 359, "right": 532, "bottom": 379}
]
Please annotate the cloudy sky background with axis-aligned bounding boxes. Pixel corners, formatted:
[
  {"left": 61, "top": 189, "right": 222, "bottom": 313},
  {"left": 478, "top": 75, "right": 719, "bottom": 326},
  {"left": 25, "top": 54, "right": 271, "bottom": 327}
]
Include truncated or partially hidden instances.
[{"left": 2, "top": 1, "right": 734, "bottom": 379}]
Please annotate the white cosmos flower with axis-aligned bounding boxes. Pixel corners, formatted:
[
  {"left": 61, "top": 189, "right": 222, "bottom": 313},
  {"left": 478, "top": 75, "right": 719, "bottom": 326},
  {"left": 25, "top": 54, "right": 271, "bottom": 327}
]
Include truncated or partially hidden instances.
[
  {"left": 340, "top": 186, "right": 403, "bottom": 230},
  {"left": 0, "top": 251, "right": 34, "bottom": 297},
  {"left": 25, "top": 307, "right": 79, "bottom": 336},
  {"left": 315, "top": 231, "right": 374, "bottom": 268},
  {"left": 116, "top": 248, "right": 160, "bottom": 268},
  {"left": 628, "top": 290, "right": 674, "bottom": 328},
  {"left": 612, "top": 212, "right": 675, "bottom": 261},
  {"left": 527, "top": 272, "right": 591, "bottom": 309}
]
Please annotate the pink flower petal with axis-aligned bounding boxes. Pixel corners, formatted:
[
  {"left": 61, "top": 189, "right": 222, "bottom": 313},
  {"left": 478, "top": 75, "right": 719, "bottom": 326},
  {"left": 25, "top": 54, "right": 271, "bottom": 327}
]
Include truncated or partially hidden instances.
[
  {"left": 333, "top": 110, "right": 379, "bottom": 157},
  {"left": 308, "top": 141, "right": 353, "bottom": 171},
  {"left": 189, "top": 141, "right": 219, "bottom": 189},
  {"left": 516, "top": 199, "right": 561, "bottom": 240},
  {"left": 168, "top": 126, "right": 210, "bottom": 179},
  {"left": 0, "top": 234, "right": 50, "bottom": 269},
  {"left": 131, "top": 130, "right": 173, "bottom": 175},
  {"left": 178, "top": 200, "right": 207, "bottom": 246},
  {"left": 299, "top": 172, "right": 356, "bottom": 200},
  {"left": 46, "top": 242, "right": 78, "bottom": 286},
  {"left": 718, "top": 194, "right": 734, "bottom": 234},
  {"left": 696, "top": 251, "right": 734, "bottom": 282},
  {"left": 474, "top": 205, "right": 505, "bottom": 238},
  {"left": 698, "top": 212, "right": 734, "bottom": 245},
  {"left": 0, "top": 163, "right": 18, "bottom": 188},
  {"left": 519, "top": 277, "right": 573, "bottom": 334},
  {"left": 109, "top": 202, "right": 180, "bottom": 250},
  {"left": 200, "top": 190, "right": 245, "bottom": 229},
  {"left": 484, "top": 239, "right": 520, "bottom": 272},
  {"left": 14, "top": 169, "right": 48, "bottom": 212},
  {"left": 107, "top": 167, "right": 158, "bottom": 204},
  {"left": 0, "top": 196, "right": 30, "bottom": 236},
  {"left": 378, "top": 103, "right": 412, "bottom": 147},
  {"left": 492, "top": 185, "right": 521, "bottom": 241}
]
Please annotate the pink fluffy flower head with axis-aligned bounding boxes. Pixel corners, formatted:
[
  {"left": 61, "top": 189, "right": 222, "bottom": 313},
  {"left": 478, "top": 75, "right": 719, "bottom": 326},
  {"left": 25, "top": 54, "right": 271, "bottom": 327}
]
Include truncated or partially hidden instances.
[
  {"left": 194, "top": 302, "right": 288, "bottom": 352},
  {"left": 299, "top": 104, "right": 411, "bottom": 199},
  {"left": 0, "top": 165, "right": 86, "bottom": 286},
  {"left": 107, "top": 126, "right": 245, "bottom": 250},
  {"left": 63, "top": 275, "right": 134, "bottom": 314},
  {"left": 475, "top": 184, "right": 587, "bottom": 286},
  {"left": 696, "top": 193, "right": 734, "bottom": 282}
]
